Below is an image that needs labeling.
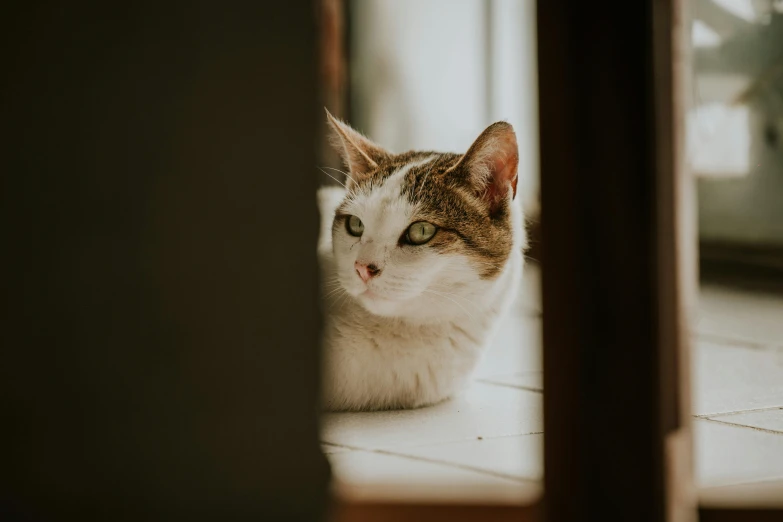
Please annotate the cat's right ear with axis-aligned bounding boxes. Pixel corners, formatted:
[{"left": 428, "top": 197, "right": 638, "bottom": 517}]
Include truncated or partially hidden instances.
[{"left": 325, "top": 108, "right": 390, "bottom": 188}]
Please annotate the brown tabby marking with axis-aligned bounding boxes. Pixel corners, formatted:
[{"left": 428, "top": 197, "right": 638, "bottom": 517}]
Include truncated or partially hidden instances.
[{"left": 343, "top": 151, "right": 514, "bottom": 279}]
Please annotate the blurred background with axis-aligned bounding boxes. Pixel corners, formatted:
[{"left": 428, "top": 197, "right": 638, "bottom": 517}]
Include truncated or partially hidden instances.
[
  {"left": 318, "top": 0, "right": 540, "bottom": 221},
  {"left": 321, "top": 0, "right": 783, "bottom": 271},
  {"left": 690, "top": 0, "right": 783, "bottom": 275}
]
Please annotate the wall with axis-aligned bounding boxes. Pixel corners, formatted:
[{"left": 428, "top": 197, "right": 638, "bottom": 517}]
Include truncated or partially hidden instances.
[{"left": 350, "top": 0, "right": 540, "bottom": 216}]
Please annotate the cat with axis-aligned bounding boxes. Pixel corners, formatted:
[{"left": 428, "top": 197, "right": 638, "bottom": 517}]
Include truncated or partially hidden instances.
[{"left": 318, "top": 110, "right": 526, "bottom": 411}]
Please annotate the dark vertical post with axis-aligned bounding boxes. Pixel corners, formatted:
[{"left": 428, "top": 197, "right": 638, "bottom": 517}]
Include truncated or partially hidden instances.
[
  {"left": 318, "top": 0, "right": 351, "bottom": 185},
  {"left": 1, "top": 2, "right": 328, "bottom": 521},
  {"left": 537, "top": 1, "right": 695, "bottom": 521}
]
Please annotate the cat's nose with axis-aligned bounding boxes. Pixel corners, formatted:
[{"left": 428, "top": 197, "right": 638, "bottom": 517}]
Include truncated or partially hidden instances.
[{"left": 355, "top": 261, "right": 381, "bottom": 283}]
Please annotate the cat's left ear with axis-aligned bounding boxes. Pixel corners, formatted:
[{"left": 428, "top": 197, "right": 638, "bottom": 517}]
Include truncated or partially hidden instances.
[
  {"left": 325, "top": 108, "right": 390, "bottom": 188},
  {"left": 449, "top": 122, "right": 519, "bottom": 214}
]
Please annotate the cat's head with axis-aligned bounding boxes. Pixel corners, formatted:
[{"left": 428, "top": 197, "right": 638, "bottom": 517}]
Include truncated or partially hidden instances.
[{"left": 326, "top": 110, "right": 525, "bottom": 320}]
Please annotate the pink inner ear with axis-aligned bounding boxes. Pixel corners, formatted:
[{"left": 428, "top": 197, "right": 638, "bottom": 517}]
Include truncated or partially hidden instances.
[
  {"left": 492, "top": 154, "right": 518, "bottom": 198},
  {"left": 454, "top": 121, "right": 519, "bottom": 213},
  {"left": 485, "top": 149, "right": 519, "bottom": 212}
]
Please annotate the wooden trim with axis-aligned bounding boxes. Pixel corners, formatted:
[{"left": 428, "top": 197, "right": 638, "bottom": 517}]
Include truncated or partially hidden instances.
[
  {"left": 699, "top": 508, "right": 783, "bottom": 522},
  {"left": 700, "top": 482, "right": 783, "bottom": 511},
  {"left": 652, "top": 0, "right": 699, "bottom": 520},
  {"left": 329, "top": 500, "right": 540, "bottom": 522}
]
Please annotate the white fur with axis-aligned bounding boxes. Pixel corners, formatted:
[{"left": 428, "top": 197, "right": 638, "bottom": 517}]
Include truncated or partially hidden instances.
[{"left": 318, "top": 168, "right": 525, "bottom": 411}]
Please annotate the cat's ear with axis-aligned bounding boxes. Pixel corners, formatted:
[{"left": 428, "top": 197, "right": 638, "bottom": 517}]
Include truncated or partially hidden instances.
[
  {"left": 325, "top": 109, "right": 390, "bottom": 187},
  {"left": 449, "top": 122, "right": 519, "bottom": 214}
]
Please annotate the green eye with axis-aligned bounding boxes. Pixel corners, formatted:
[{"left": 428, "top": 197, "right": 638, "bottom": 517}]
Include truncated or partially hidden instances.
[
  {"left": 406, "top": 221, "right": 437, "bottom": 245},
  {"left": 346, "top": 215, "right": 364, "bottom": 237}
]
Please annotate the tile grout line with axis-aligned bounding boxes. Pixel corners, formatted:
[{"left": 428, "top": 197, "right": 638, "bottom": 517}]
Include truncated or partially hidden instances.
[
  {"left": 327, "top": 442, "right": 537, "bottom": 482},
  {"left": 367, "top": 447, "right": 541, "bottom": 485},
  {"left": 327, "top": 443, "right": 541, "bottom": 485},
  {"left": 321, "top": 430, "right": 545, "bottom": 453},
  {"left": 478, "top": 371, "right": 543, "bottom": 377},
  {"left": 694, "top": 405, "right": 783, "bottom": 418},
  {"left": 692, "top": 330, "right": 783, "bottom": 351},
  {"left": 699, "top": 416, "right": 783, "bottom": 436},
  {"left": 701, "top": 474, "right": 783, "bottom": 490},
  {"left": 474, "top": 379, "right": 543, "bottom": 394}
]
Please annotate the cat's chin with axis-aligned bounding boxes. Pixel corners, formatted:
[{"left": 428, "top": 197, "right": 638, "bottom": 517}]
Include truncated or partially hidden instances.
[
  {"left": 355, "top": 292, "right": 443, "bottom": 322},
  {"left": 355, "top": 291, "right": 401, "bottom": 317}
]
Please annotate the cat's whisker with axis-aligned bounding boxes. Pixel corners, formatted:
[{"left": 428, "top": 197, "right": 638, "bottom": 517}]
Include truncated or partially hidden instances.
[
  {"left": 320, "top": 165, "right": 356, "bottom": 185},
  {"left": 324, "top": 286, "right": 350, "bottom": 307},
  {"left": 427, "top": 288, "right": 481, "bottom": 311},
  {"left": 423, "top": 289, "right": 475, "bottom": 320},
  {"left": 430, "top": 293, "right": 475, "bottom": 321},
  {"left": 323, "top": 286, "right": 346, "bottom": 300},
  {"left": 336, "top": 290, "right": 352, "bottom": 314},
  {"left": 317, "top": 167, "right": 348, "bottom": 189}
]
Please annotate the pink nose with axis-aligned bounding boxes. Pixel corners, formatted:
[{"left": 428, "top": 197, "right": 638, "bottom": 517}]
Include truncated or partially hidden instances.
[{"left": 355, "top": 261, "right": 381, "bottom": 283}]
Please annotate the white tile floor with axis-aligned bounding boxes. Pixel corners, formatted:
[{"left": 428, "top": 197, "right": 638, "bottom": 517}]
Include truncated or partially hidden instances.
[{"left": 322, "top": 263, "right": 783, "bottom": 502}]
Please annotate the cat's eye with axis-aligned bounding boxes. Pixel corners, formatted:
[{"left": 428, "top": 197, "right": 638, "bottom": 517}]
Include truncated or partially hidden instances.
[
  {"left": 405, "top": 221, "right": 437, "bottom": 245},
  {"left": 346, "top": 215, "right": 364, "bottom": 237}
]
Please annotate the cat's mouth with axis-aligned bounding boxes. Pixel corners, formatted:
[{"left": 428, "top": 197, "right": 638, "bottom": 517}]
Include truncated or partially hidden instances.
[
  {"left": 359, "top": 289, "right": 387, "bottom": 301},
  {"left": 359, "top": 288, "right": 409, "bottom": 306},
  {"left": 355, "top": 287, "right": 408, "bottom": 316}
]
